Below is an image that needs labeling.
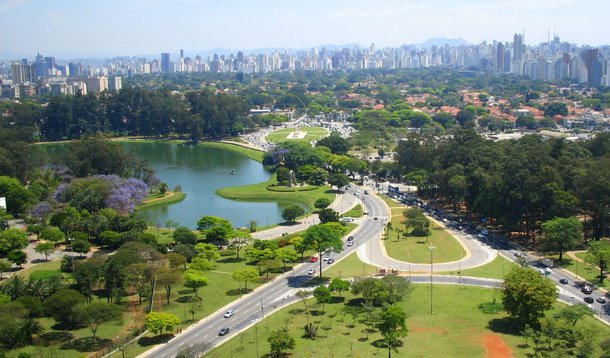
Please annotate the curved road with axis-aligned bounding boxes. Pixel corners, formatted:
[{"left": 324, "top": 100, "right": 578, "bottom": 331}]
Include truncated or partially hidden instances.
[{"left": 139, "top": 188, "right": 610, "bottom": 358}]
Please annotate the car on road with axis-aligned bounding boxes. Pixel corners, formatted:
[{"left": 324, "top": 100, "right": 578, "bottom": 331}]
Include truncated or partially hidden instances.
[
  {"left": 347, "top": 236, "right": 354, "bottom": 242},
  {"left": 582, "top": 285, "right": 593, "bottom": 294},
  {"left": 514, "top": 252, "right": 522, "bottom": 258},
  {"left": 584, "top": 297, "right": 595, "bottom": 304},
  {"left": 308, "top": 268, "right": 316, "bottom": 275},
  {"left": 543, "top": 268, "right": 551, "bottom": 275},
  {"left": 327, "top": 258, "right": 334, "bottom": 264},
  {"left": 219, "top": 327, "right": 230, "bottom": 336},
  {"left": 223, "top": 310, "right": 234, "bottom": 318},
  {"left": 347, "top": 241, "right": 353, "bottom": 247},
  {"left": 597, "top": 297, "right": 607, "bottom": 304},
  {"left": 323, "top": 255, "right": 330, "bottom": 261},
  {"left": 310, "top": 256, "right": 318, "bottom": 263},
  {"left": 559, "top": 278, "right": 569, "bottom": 284}
]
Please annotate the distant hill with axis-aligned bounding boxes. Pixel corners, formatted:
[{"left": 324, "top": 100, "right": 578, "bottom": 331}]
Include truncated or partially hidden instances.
[{"left": 417, "top": 37, "right": 469, "bottom": 48}]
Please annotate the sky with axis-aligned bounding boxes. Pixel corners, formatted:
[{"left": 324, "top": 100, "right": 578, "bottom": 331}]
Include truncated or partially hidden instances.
[{"left": 1, "top": 0, "right": 608, "bottom": 58}]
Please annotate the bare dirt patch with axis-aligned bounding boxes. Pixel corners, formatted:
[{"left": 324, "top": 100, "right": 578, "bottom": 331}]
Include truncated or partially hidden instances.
[{"left": 480, "top": 333, "right": 514, "bottom": 358}]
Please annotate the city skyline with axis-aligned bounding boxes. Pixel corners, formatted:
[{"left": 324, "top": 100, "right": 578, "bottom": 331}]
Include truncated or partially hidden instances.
[{"left": 1, "top": 0, "right": 609, "bottom": 58}]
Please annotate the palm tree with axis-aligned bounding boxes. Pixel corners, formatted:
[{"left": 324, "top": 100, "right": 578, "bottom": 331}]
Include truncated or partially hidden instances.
[
  {"left": 3, "top": 275, "right": 25, "bottom": 300},
  {"left": 19, "top": 317, "right": 45, "bottom": 344}
]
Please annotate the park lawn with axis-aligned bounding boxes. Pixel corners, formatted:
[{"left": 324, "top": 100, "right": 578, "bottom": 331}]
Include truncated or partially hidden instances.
[
  {"left": 11, "top": 311, "right": 132, "bottom": 358},
  {"left": 440, "top": 254, "right": 516, "bottom": 279},
  {"left": 266, "top": 126, "right": 328, "bottom": 144},
  {"left": 200, "top": 141, "right": 264, "bottom": 162},
  {"left": 342, "top": 204, "right": 364, "bottom": 218},
  {"left": 384, "top": 219, "right": 466, "bottom": 264},
  {"left": 206, "top": 284, "right": 610, "bottom": 358},
  {"left": 15, "top": 259, "right": 61, "bottom": 278},
  {"left": 324, "top": 251, "right": 378, "bottom": 278},
  {"left": 217, "top": 180, "right": 335, "bottom": 213}
]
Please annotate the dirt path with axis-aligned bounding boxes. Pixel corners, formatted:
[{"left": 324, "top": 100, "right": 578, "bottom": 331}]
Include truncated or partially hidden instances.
[
  {"left": 480, "top": 333, "right": 514, "bottom": 358},
  {"left": 143, "top": 191, "right": 177, "bottom": 204},
  {"left": 566, "top": 250, "right": 587, "bottom": 263}
]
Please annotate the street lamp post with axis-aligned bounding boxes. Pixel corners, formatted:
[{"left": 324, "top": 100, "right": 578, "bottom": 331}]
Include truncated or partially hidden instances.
[{"left": 429, "top": 246, "right": 436, "bottom": 315}]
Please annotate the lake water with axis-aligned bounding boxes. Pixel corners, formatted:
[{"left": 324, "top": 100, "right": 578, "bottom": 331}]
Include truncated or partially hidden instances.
[{"left": 122, "top": 142, "right": 288, "bottom": 229}]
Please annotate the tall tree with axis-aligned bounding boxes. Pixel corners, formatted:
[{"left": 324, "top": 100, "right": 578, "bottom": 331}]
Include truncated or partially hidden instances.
[
  {"left": 157, "top": 267, "right": 182, "bottom": 305},
  {"left": 376, "top": 305, "right": 408, "bottom": 358},
  {"left": 303, "top": 224, "right": 343, "bottom": 277},
  {"left": 541, "top": 217, "right": 582, "bottom": 261},
  {"left": 183, "top": 270, "right": 208, "bottom": 298},
  {"left": 502, "top": 266, "right": 557, "bottom": 328},
  {"left": 267, "top": 328, "right": 296, "bottom": 357},
  {"left": 584, "top": 241, "right": 610, "bottom": 283},
  {"left": 74, "top": 302, "right": 123, "bottom": 341},
  {"left": 145, "top": 312, "right": 181, "bottom": 336}
]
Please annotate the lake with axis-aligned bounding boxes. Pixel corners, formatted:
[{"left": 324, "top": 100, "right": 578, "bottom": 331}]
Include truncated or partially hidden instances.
[{"left": 123, "top": 142, "right": 288, "bottom": 229}]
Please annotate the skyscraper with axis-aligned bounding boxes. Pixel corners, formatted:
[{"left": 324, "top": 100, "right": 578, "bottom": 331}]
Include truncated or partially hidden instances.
[
  {"left": 513, "top": 33, "right": 523, "bottom": 62},
  {"left": 161, "top": 53, "right": 170, "bottom": 73}
]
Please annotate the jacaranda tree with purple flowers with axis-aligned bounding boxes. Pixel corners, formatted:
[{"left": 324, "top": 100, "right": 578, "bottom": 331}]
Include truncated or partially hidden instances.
[{"left": 54, "top": 175, "right": 148, "bottom": 214}]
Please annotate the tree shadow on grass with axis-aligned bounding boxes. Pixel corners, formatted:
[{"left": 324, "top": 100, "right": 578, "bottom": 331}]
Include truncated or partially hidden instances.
[
  {"left": 178, "top": 289, "right": 194, "bottom": 295},
  {"left": 61, "top": 337, "right": 111, "bottom": 352},
  {"left": 371, "top": 338, "right": 403, "bottom": 349},
  {"left": 175, "top": 295, "right": 196, "bottom": 303},
  {"left": 345, "top": 297, "right": 365, "bottom": 307},
  {"left": 487, "top": 317, "right": 522, "bottom": 336},
  {"left": 226, "top": 288, "right": 252, "bottom": 296},
  {"left": 330, "top": 296, "right": 345, "bottom": 304},
  {"left": 40, "top": 331, "right": 73, "bottom": 344},
  {"left": 137, "top": 333, "right": 174, "bottom": 347},
  {"left": 289, "top": 308, "right": 305, "bottom": 315}
]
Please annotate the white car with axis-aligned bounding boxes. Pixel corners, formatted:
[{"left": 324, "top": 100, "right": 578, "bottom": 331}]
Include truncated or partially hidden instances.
[
  {"left": 347, "top": 241, "right": 353, "bottom": 247},
  {"left": 323, "top": 255, "right": 330, "bottom": 261},
  {"left": 223, "top": 309, "right": 235, "bottom": 318},
  {"left": 308, "top": 268, "right": 316, "bottom": 275}
]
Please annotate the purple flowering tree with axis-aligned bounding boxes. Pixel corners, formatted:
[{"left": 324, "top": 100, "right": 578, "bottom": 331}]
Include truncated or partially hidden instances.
[
  {"left": 30, "top": 202, "right": 53, "bottom": 223},
  {"left": 51, "top": 175, "right": 148, "bottom": 215}
]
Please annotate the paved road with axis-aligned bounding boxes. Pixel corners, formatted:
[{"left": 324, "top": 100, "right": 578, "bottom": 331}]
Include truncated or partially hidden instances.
[
  {"left": 140, "top": 189, "right": 610, "bottom": 357},
  {"left": 139, "top": 190, "right": 387, "bottom": 358},
  {"left": 355, "top": 192, "right": 497, "bottom": 272}
]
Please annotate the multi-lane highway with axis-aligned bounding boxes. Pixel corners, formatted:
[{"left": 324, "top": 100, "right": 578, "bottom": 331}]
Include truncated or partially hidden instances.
[
  {"left": 140, "top": 188, "right": 387, "bottom": 358},
  {"left": 140, "top": 187, "right": 609, "bottom": 358}
]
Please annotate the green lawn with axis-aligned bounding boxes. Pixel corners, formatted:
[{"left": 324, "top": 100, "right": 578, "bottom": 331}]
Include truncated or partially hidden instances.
[
  {"left": 11, "top": 312, "right": 132, "bottom": 358},
  {"left": 206, "top": 285, "right": 610, "bottom": 358},
  {"left": 384, "top": 220, "right": 466, "bottom": 264},
  {"left": 16, "top": 259, "right": 61, "bottom": 278},
  {"left": 217, "top": 179, "right": 335, "bottom": 213},
  {"left": 200, "top": 141, "right": 264, "bottom": 162},
  {"left": 324, "top": 251, "right": 378, "bottom": 278},
  {"left": 266, "top": 126, "right": 328, "bottom": 144},
  {"left": 440, "top": 254, "right": 516, "bottom": 279},
  {"left": 342, "top": 204, "right": 364, "bottom": 218}
]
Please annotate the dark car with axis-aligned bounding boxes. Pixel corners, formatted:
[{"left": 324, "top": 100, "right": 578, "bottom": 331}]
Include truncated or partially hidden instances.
[
  {"left": 581, "top": 285, "right": 593, "bottom": 294},
  {"left": 559, "top": 278, "right": 569, "bottom": 284},
  {"left": 219, "top": 327, "right": 230, "bottom": 336},
  {"left": 327, "top": 258, "right": 335, "bottom": 264},
  {"left": 347, "top": 236, "right": 354, "bottom": 241},
  {"left": 584, "top": 297, "right": 594, "bottom": 304},
  {"left": 597, "top": 297, "right": 607, "bottom": 304}
]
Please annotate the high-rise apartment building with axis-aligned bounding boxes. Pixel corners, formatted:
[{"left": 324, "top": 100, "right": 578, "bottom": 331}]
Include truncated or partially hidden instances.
[
  {"left": 513, "top": 33, "right": 523, "bottom": 62},
  {"left": 161, "top": 53, "right": 171, "bottom": 73}
]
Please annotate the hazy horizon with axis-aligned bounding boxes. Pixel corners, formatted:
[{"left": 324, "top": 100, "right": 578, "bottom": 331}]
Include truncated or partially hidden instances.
[{"left": 1, "top": 0, "right": 609, "bottom": 58}]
